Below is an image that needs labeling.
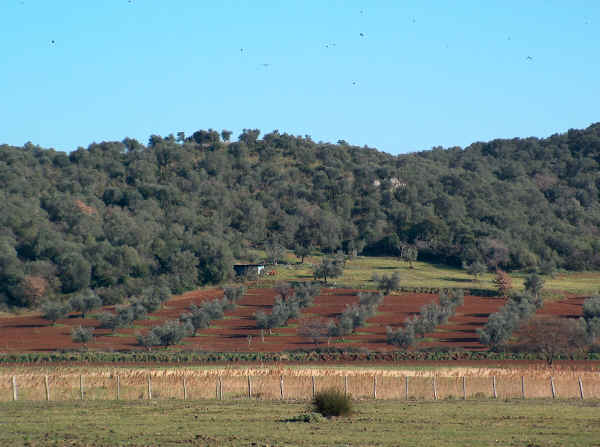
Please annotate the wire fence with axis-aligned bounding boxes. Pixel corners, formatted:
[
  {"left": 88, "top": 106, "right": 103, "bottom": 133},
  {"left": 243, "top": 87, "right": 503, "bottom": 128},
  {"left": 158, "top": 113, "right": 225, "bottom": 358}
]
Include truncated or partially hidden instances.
[{"left": 1, "top": 372, "right": 598, "bottom": 402}]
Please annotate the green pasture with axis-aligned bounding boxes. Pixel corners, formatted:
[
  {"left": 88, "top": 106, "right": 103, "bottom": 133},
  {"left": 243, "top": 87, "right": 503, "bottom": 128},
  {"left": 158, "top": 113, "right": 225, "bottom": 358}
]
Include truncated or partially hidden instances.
[
  {"left": 258, "top": 254, "right": 600, "bottom": 297},
  {"left": 1, "top": 399, "right": 599, "bottom": 446}
]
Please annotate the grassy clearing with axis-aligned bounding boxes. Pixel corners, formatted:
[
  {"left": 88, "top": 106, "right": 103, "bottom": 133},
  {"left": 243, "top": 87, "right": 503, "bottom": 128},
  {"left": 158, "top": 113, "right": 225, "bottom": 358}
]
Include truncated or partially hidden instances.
[
  {"left": 264, "top": 254, "right": 600, "bottom": 296},
  {"left": 1, "top": 399, "right": 599, "bottom": 446}
]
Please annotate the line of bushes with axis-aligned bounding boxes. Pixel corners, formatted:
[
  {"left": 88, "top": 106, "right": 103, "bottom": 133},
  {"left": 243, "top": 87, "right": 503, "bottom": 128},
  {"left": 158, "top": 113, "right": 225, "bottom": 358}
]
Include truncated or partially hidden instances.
[
  {"left": 254, "top": 282, "right": 321, "bottom": 334},
  {"left": 136, "top": 286, "right": 246, "bottom": 348},
  {"left": 581, "top": 295, "right": 600, "bottom": 342},
  {"left": 97, "top": 286, "right": 171, "bottom": 332},
  {"left": 394, "top": 286, "right": 497, "bottom": 297},
  {"left": 3, "top": 349, "right": 600, "bottom": 364},
  {"left": 327, "top": 291, "right": 384, "bottom": 337},
  {"left": 477, "top": 292, "right": 542, "bottom": 350},
  {"left": 386, "top": 289, "right": 464, "bottom": 348}
]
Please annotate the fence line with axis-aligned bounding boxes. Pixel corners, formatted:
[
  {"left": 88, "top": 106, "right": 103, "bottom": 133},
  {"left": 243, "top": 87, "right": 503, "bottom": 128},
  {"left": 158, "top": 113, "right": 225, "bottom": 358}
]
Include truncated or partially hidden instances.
[{"left": 4, "top": 374, "right": 600, "bottom": 402}]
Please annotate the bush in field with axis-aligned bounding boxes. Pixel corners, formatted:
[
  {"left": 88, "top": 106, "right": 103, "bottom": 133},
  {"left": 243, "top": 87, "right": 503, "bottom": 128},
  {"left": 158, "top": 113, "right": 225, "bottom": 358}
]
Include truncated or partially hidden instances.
[
  {"left": 313, "top": 258, "right": 344, "bottom": 283},
  {"left": 97, "top": 305, "right": 134, "bottom": 332},
  {"left": 313, "top": 388, "right": 352, "bottom": 417},
  {"left": 524, "top": 274, "right": 545, "bottom": 300},
  {"left": 41, "top": 300, "right": 71, "bottom": 325},
  {"left": 69, "top": 289, "right": 102, "bottom": 319},
  {"left": 137, "top": 320, "right": 190, "bottom": 348},
  {"left": 179, "top": 303, "right": 211, "bottom": 336},
  {"left": 223, "top": 286, "right": 246, "bottom": 303},
  {"left": 386, "top": 324, "right": 416, "bottom": 348},
  {"left": 71, "top": 325, "right": 94, "bottom": 348},
  {"left": 373, "top": 272, "right": 401, "bottom": 295}
]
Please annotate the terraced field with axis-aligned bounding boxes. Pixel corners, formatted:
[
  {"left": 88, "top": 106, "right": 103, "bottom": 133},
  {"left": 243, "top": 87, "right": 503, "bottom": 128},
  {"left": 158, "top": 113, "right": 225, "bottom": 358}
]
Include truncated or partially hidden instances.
[{"left": 0, "top": 286, "right": 588, "bottom": 353}]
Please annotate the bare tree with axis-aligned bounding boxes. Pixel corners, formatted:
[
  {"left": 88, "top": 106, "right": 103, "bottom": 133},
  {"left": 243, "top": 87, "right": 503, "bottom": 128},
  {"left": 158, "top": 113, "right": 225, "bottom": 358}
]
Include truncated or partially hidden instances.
[
  {"left": 517, "top": 317, "right": 587, "bottom": 365},
  {"left": 298, "top": 317, "right": 330, "bottom": 345}
]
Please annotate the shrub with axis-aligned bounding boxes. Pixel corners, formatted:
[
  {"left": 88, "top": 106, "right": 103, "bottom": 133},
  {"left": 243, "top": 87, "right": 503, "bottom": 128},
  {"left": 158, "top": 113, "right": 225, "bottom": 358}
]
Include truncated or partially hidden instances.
[
  {"left": 138, "top": 320, "right": 190, "bottom": 347},
  {"left": 313, "top": 388, "right": 352, "bottom": 417},
  {"left": 223, "top": 286, "right": 246, "bottom": 303},
  {"left": 373, "top": 273, "right": 401, "bottom": 295},
  {"left": 41, "top": 300, "right": 71, "bottom": 325},
  {"left": 71, "top": 325, "right": 93, "bottom": 347},
  {"left": 180, "top": 304, "right": 211, "bottom": 335},
  {"left": 69, "top": 289, "right": 102, "bottom": 319}
]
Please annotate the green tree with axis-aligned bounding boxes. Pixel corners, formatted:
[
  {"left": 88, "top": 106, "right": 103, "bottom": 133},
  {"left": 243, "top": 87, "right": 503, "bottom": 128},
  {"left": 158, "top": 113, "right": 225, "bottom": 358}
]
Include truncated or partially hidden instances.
[
  {"left": 313, "top": 258, "right": 344, "bottom": 283},
  {"left": 373, "top": 272, "right": 401, "bottom": 295},
  {"left": 524, "top": 274, "right": 545, "bottom": 300},
  {"left": 41, "top": 301, "right": 71, "bottom": 325},
  {"left": 69, "top": 289, "right": 102, "bottom": 319},
  {"left": 71, "top": 325, "right": 94, "bottom": 349}
]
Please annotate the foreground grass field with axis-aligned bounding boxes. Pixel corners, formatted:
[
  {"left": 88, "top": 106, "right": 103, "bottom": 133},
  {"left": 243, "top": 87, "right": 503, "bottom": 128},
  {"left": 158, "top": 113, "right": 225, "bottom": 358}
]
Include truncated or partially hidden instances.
[{"left": 1, "top": 399, "right": 599, "bottom": 446}]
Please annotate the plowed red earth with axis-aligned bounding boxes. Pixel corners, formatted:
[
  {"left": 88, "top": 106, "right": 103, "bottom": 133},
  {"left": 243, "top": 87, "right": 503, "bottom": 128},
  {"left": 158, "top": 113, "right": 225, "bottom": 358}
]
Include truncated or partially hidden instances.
[{"left": 0, "top": 289, "right": 586, "bottom": 353}]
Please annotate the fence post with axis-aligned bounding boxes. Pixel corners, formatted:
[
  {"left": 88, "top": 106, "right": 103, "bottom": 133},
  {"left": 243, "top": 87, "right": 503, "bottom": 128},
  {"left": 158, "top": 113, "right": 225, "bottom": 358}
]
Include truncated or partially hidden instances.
[
  {"left": 433, "top": 376, "right": 438, "bottom": 400},
  {"left": 147, "top": 375, "right": 152, "bottom": 400},
  {"left": 311, "top": 376, "right": 315, "bottom": 399},
  {"left": 492, "top": 376, "right": 497, "bottom": 399},
  {"left": 183, "top": 377, "right": 187, "bottom": 401},
  {"left": 521, "top": 376, "right": 525, "bottom": 399},
  {"left": 550, "top": 376, "right": 556, "bottom": 399},
  {"left": 216, "top": 378, "right": 219, "bottom": 399},
  {"left": 116, "top": 375, "right": 120, "bottom": 401},
  {"left": 280, "top": 376, "right": 284, "bottom": 400},
  {"left": 219, "top": 376, "right": 223, "bottom": 400},
  {"left": 344, "top": 376, "right": 348, "bottom": 397},
  {"left": 373, "top": 376, "right": 377, "bottom": 399},
  {"left": 405, "top": 376, "right": 409, "bottom": 400},
  {"left": 80, "top": 375, "right": 84, "bottom": 400},
  {"left": 247, "top": 376, "right": 252, "bottom": 398},
  {"left": 44, "top": 376, "right": 50, "bottom": 401},
  {"left": 578, "top": 377, "right": 584, "bottom": 400},
  {"left": 12, "top": 376, "right": 17, "bottom": 401},
  {"left": 462, "top": 376, "right": 467, "bottom": 400}
]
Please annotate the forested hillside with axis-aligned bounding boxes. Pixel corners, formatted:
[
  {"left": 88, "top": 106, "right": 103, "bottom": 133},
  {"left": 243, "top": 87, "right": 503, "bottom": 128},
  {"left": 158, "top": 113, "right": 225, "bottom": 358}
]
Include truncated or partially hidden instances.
[{"left": 1, "top": 124, "right": 599, "bottom": 308}]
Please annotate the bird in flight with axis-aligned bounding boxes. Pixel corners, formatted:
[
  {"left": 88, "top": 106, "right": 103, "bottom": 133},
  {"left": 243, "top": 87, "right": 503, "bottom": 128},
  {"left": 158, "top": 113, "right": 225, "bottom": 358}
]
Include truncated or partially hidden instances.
[
  {"left": 352, "top": 81, "right": 357, "bottom": 86},
  {"left": 50, "top": 40, "right": 55, "bottom": 45},
  {"left": 259, "top": 63, "right": 271, "bottom": 68},
  {"left": 359, "top": 32, "right": 365, "bottom": 37},
  {"left": 526, "top": 56, "right": 533, "bottom": 61}
]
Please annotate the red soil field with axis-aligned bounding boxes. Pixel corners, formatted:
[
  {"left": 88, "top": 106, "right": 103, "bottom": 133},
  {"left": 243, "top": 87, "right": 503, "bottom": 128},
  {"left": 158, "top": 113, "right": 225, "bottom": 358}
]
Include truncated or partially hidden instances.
[{"left": 0, "top": 288, "right": 587, "bottom": 353}]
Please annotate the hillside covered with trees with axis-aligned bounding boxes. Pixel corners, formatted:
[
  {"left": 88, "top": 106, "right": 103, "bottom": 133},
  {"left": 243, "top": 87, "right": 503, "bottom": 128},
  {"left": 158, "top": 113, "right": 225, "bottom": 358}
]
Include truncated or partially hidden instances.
[{"left": 1, "top": 124, "right": 599, "bottom": 308}]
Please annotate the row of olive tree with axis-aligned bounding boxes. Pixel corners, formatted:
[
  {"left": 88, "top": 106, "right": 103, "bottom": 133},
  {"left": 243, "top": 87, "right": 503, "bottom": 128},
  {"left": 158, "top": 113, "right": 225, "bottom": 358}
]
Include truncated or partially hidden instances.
[
  {"left": 386, "top": 289, "right": 464, "bottom": 348},
  {"left": 254, "top": 282, "right": 321, "bottom": 334},
  {"left": 477, "top": 293, "right": 542, "bottom": 350},
  {"left": 97, "top": 285, "right": 171, "bottom": 332},
  {"left": 136, "top": 286, "right": 246, "bottom": 348},
  {"left": 327, "top": 291, "right": 384, "bottom": 338}
]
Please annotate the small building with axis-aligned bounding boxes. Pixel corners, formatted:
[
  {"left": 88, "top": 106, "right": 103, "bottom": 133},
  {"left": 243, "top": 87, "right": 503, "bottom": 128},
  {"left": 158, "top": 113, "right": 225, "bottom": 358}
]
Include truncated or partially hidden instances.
[{"left": 233, "top": 264, "right": 265, "bottom": 277}]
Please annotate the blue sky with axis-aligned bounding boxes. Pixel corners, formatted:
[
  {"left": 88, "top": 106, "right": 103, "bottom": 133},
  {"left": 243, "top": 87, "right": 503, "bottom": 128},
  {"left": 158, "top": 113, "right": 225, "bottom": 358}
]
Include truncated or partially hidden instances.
[{"left": 0, "top": 0, "right": 598, "bottom": 154}]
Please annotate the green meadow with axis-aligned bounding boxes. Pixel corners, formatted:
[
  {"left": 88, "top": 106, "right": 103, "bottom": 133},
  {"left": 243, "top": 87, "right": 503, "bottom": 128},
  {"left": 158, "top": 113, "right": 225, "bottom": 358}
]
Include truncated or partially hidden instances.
[{"left": 1, "top": 399, "right": 599, "bottom": 446}]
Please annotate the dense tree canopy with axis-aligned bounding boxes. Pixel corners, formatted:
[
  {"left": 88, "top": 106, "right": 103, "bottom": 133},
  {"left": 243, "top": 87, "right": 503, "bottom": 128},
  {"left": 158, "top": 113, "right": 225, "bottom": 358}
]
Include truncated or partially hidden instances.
[{"left": 1, "top": 123, "right": 600, "bottom": 308}]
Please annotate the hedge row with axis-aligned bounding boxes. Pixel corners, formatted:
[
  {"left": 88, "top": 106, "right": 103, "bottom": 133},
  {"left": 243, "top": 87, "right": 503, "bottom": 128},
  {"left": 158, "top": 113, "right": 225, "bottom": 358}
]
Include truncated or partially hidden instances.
[{"left": 2, "top": 349, "right": 600, "bottom": 364}]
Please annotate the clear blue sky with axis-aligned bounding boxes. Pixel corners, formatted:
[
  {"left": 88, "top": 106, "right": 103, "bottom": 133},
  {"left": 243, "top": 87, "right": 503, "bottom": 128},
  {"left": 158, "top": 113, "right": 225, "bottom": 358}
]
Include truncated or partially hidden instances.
[{"left": 1, "top": 0, "right": 598, "bottom": 154}]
